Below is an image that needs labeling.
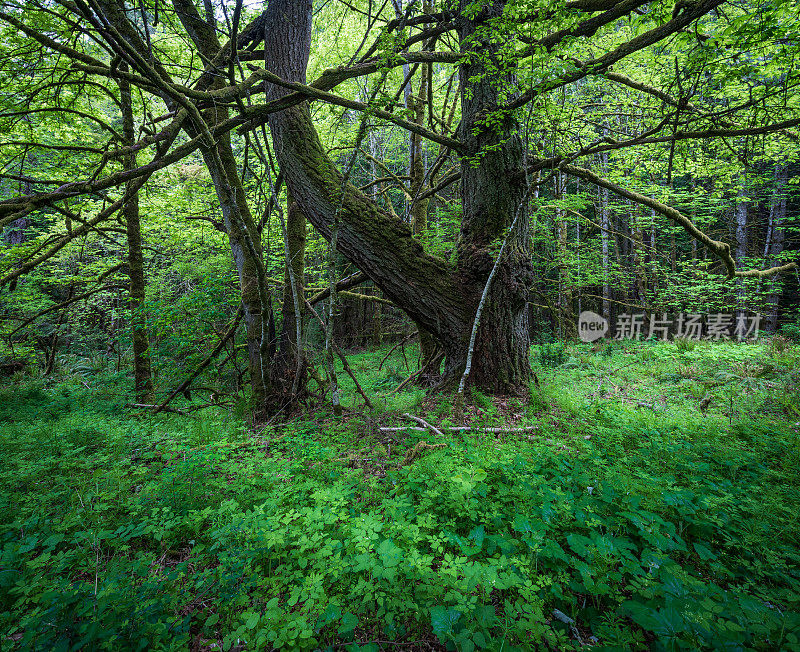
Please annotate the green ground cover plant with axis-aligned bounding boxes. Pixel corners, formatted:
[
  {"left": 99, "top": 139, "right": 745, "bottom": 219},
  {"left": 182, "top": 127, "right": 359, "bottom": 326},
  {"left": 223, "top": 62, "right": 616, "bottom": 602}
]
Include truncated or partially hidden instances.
[{"left": 1, "top": 340, "right": 799, "bottom": 650}]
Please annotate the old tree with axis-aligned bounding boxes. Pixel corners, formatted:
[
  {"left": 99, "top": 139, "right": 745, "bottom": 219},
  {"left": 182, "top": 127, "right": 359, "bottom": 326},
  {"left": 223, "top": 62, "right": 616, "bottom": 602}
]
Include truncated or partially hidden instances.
[{"left": 1, "top": 0, "right": 799, "bottom": 414}]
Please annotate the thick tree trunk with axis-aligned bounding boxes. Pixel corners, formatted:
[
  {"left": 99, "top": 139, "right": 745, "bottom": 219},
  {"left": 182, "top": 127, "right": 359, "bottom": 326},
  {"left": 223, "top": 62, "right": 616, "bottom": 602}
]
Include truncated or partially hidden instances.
[
  {"left": 454, "top": 0, "right": 532, "bottom": 392},
  {"left": 263, "top": 0, "right": 531, "bottom": 394},
  {"left": 120, "top": 69, "right": 154, "bottom": 404},
  {"left": 263, "top": 1, "right": 465, "bottom": 340}
]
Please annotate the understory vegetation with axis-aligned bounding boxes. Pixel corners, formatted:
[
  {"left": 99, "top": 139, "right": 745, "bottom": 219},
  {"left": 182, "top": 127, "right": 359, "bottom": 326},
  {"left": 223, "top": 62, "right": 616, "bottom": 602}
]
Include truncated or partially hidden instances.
[{"left": 2, "top": 339, "right": 799, "bottom": 651}]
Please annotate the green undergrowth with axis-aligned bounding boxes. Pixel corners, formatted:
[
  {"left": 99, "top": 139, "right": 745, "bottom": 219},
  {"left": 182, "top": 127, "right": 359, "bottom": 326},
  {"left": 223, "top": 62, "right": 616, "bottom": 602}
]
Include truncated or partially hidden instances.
[{"left": 0, "top": 340, "right": 799, "bottom": 650}]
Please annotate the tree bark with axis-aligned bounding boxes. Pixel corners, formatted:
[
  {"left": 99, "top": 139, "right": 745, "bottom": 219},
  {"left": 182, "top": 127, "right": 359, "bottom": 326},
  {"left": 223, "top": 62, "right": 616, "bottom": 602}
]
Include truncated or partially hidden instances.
[
  {"left": 555, "top": 172, "right": 574, "bottom": 338},
  {"left": 765, "top": 163, "right": 787, "bottom": 330},
  {"left": 119, "top": 67, "right": 154, "bottom": 403},
  {"left": 734, "top": 175, "right": 749, "bottom": 320},
  {"left": 170, "top": 0, "right": 275, "bottom": 410},
  {"left": 275, "top": 193, "right": 306, "bottom": 391},
  {"left": 263, "top": 0, "right": 531, "bottom": 394},
  {"left": 453, "top": 0, "right": 532, "bottom": 392},
  {"left": 598, "top": 160, "right": 611, "bottom": 321}
]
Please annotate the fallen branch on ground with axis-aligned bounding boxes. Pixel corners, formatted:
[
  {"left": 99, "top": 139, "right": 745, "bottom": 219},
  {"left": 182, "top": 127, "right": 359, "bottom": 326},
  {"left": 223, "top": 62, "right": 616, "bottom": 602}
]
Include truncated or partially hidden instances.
[
  {"left": 402, "top": 413, "right": 444, "bottom": 437},
  {"left": 380, "top": 425, "right": 540, "bottom": 434}
]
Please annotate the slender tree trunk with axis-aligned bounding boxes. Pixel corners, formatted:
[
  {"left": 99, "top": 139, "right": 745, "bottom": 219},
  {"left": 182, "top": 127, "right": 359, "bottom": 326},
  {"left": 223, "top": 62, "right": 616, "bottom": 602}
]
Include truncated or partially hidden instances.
[
  {"left": 555, "top": 172, "right": 573, "bottom": 338},
  {"left": 95, "top": 0, "right": 275, "bottom": 413},
  {"left": 598, "top": 162, "right": 611, "bottom": 321},
  {"left": 170, "top": 0, "right": 275, "bottom": 411},
  {"left": 408, "top": 55, "right": 438, "bottom": 372},
  {"left": 631, "top": 203, "right": 646, "bottom": 308},
  {"left": 765, "top": 163, "right": 787, "bottom": 330},
  {"left": 409, "top": 73, "right": 430, "bottom": 236},
  {"left": 276, "top": 193, "right": 306, "bottom": 390},
  {"left": 735, "top": 176, "right": 749, "bottom": 320},
  {"left": 575, "top": 179, "right": 582, "bottom": 317},
  {"left": 119, "top": 66, "right": 154, "bottom": 403}
]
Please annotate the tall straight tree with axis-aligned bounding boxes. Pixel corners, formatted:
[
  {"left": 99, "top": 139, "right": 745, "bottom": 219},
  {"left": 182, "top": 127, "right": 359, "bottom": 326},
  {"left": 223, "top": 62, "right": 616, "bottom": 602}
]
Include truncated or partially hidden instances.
[{"left": 119, "top": 66, "right": 154, "bottom": 403}]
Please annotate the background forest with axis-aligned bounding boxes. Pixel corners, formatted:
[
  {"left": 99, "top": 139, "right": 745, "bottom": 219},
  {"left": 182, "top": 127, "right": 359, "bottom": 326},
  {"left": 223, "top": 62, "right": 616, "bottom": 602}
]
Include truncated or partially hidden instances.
[{"left": 1, "top": 0, "right": 800, "bottom": 649}]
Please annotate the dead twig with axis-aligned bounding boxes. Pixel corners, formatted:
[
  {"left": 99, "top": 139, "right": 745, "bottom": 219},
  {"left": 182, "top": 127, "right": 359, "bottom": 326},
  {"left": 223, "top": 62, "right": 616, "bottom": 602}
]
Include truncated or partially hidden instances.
[
  {"left": 402, "top": 413, "right": 444, "bottom": 437},
  {"left": 378, "top": 332, "right": 416, "bottom": 371},
  {"left": 380, "top": 425, "right": 540, "bottom": 434},
  {"left": 304, "top": 297, "right": 373, "bottom": 408},
  {"left": 154, "top": 307, "right": 243, "bottom": 415}
]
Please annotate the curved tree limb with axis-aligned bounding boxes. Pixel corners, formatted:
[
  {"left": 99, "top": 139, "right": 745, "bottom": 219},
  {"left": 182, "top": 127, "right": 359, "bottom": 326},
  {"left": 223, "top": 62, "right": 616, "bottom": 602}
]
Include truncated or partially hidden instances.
[{"left": 558, "top": 162, "right": 797, "bottom": 279}]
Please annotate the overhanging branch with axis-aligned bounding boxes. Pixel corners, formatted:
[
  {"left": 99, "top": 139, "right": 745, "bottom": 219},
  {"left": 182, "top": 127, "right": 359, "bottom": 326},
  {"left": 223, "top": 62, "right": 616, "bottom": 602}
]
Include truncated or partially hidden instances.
[{"left": 558, "top": 162, "right": 797, "bottom": 279}]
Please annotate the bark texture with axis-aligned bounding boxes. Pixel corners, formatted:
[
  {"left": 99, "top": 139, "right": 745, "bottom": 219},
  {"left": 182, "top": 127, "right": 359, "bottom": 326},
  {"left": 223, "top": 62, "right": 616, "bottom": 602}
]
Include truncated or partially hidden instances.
[
  {"left": 171, "top": 0, "right": 275, "bottom": 409},
  {"left": 263, "top": 0, "right": 532, "bottom": 393},
  {"left": 454, "top": 0, "right": 532, "bottom": 392},
  {"left": 120, "top": 65, "right": 154, "bottom": 403},
  {"left": 275, "top": 193, "right": 307, "bottom": 390}
]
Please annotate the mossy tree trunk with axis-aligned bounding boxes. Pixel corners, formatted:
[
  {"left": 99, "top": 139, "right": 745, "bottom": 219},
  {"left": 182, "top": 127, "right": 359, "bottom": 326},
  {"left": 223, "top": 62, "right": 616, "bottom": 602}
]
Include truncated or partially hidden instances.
[
  {"left": 452, "top": 0, "right": 532, "bottom": 392},
  {"left": 171, "top": 0, "right": 275, "bottom": 411},
  {"left": 263, "top": 0, "right": 531, "bottom": 394},
  {"left": 275, "top": 193, "right": 307, "bottom": 393},
  {"left": 119, "top": 67, "right": 154, "bottom": 403}
]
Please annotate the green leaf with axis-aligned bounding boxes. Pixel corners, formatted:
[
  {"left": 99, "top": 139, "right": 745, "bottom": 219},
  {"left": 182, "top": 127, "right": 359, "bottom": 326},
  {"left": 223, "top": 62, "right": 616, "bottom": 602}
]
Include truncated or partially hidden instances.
[
  {"left": 376, "top": 539, "right": 403, "bottom": 568},
  {"left": 693, "top": 542, "right": 717, "bottom": 561},
  {"left": 430, "top": 606, "right": 461, "bottom": 637},
  {"left": 338, "top": 612, "right": 358, "bottom": 634}
]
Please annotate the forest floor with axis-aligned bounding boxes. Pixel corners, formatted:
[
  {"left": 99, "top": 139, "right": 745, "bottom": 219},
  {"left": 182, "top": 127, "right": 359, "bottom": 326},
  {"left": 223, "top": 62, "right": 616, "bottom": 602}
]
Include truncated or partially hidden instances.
[{"left": 1, "top": 338, "right": 799, "bottom": 650}]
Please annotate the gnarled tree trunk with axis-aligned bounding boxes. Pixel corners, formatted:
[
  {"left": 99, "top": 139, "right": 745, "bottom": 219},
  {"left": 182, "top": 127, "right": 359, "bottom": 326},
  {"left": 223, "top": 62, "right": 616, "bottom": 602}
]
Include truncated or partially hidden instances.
[
  {"left": 263, "top": 0, "right": 531, "bottom": 394},
  {"left": 453, "top": 0, "right": 532, "bottom": 392}
]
